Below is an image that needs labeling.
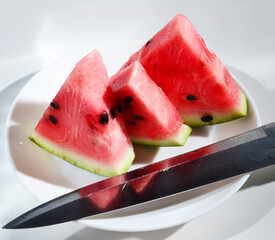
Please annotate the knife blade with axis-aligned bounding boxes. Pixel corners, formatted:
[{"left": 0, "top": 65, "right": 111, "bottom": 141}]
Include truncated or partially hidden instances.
[{"left": 3, "top": 122, "right": 275, "bottom": 229}]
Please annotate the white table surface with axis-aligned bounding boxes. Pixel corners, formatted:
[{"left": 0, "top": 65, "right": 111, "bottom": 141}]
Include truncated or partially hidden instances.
[{"left": 1, "top": 1, "right": 275, "bottom": 239}]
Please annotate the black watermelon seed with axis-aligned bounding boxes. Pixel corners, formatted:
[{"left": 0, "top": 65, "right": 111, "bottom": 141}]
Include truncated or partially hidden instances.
[
  {"left": 134, "top": 115, "right": 144, "bottom": 120},
  {"left": 201, "top": 115, "right": 213, "bottom": 122},
  {"left": 186, "top": 95, "right": 197, "bottom": 101},
  {"left": 124, "top": 64, "right": 129, "bottom": 69},
  {"left": 116, "top": 104, "right": 123, "bottom": 113},
  {"left": 146, "top": 40, "right": 151, "bottom": 47},
  {"left": 124, "top": 103, "right": 131, "bottom": 109},
  {"left": 124, "top": 96, "right": 133, "bottom": 103},
  {"left": 110, "top": 108, "right": 116, "bottom": 119},
  {"left": 50, "top": 101, "right": 59, "bottom": 109},
  {"left": 129, "top": 121, "right": 136, "bottom": 126},
  {"left": 49, "top": 115, "right": 58, "bottom": 124},
  {"left": 99, "top": 112, "right": 109, "bottom": 124}
]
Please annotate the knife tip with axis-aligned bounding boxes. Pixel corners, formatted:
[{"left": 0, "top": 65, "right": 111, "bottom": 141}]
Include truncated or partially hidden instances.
[
  {"left": 2, "top": 218, "right": 30, "bottom": 229},
  {"left": 2, "top": 222, "right": 15, "bottom": 229},
  {"left": 2, "top": 222, "right": 33, "bottom": 229}
]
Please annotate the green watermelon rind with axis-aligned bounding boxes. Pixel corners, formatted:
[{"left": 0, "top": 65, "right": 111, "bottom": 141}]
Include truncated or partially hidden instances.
[
  {"left": 29, "top": 132, "right": 135, "bottom": 177},
  {"left": 131, "top": 124, "right": 192, "bottom": 147},
  {"left": 182, "top": 91, "right": 248, "bottom": 127}
]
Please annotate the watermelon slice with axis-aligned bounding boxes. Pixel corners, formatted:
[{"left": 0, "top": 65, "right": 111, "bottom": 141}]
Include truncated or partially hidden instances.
[
  {"left": 111, "top": 61, "right": 191, "bottom": 146},
  {"left": 29, "top": 50, "right": 135, "bottom": 177},
  {"left": 121, "top": 14, "right": 247, "bottom": 126}
]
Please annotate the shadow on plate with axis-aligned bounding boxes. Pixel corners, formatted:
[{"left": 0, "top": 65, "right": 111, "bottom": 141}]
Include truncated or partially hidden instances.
[
  {"left": 66, "top": 224, "right": 182, "bottom": 240},
  {"left": 132, "top": 145, "right": 159, "bottom": 165},
  {"left": 190, "top": 125, "right": 211, "bottom": 137},
  {"left": 241, "top": 164, "right": 275, "bottom": 190}
]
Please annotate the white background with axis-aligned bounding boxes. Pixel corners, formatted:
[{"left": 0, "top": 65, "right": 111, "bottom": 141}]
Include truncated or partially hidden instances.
[{"left": 1, "top": 0, "right": 275, "bottom": 239}]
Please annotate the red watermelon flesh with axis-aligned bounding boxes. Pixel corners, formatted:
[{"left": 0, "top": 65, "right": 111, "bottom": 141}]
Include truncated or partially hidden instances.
[
  {"left": 84, "top": 185, "right": 120, "bottom": 210},
  {"left": 111, "top": 61, "right": 191, "bottom": 146},
  {"left": 121, "top": 14, "right": 247, "bottom": 126},
  {"left": 29, "top": 50, "right": 135, "bottom": 177}
]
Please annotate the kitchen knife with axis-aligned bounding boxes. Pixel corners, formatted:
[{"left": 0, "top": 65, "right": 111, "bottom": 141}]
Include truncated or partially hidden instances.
[{"left": 3, "top": 122, "right": 275, "bottom": 229}]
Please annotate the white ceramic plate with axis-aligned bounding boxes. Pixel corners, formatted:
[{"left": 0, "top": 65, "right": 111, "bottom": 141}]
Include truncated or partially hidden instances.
[{"left": 5, "top": 47, "right": 260, "bottom": 232}]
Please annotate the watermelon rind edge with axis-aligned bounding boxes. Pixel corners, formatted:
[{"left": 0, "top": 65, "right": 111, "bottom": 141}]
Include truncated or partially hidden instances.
[
  {"left": 131, "top": 124, "right": 192, "bottom": 147},
  {"left": 182, "top": 91, "right": 248, "bottom": 127},
  {"left": 28, "top": 132, "right": 135, "bottom": 177}
]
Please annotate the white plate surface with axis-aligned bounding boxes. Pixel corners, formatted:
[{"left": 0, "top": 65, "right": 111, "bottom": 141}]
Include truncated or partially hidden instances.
[{"left": 5, "top": 47, "right": 261, "bottom": 232}]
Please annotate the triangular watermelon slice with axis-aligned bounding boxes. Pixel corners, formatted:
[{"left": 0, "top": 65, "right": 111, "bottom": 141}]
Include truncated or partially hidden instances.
[
  {"left": 121, "top": 14, "right": 247, "bottom": 126},
  {"left": 111, "top": 61, "right": 191, "bottom": 146},
  {"left": 29, "top": 50, "right": 135, "bottom": 177}
]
